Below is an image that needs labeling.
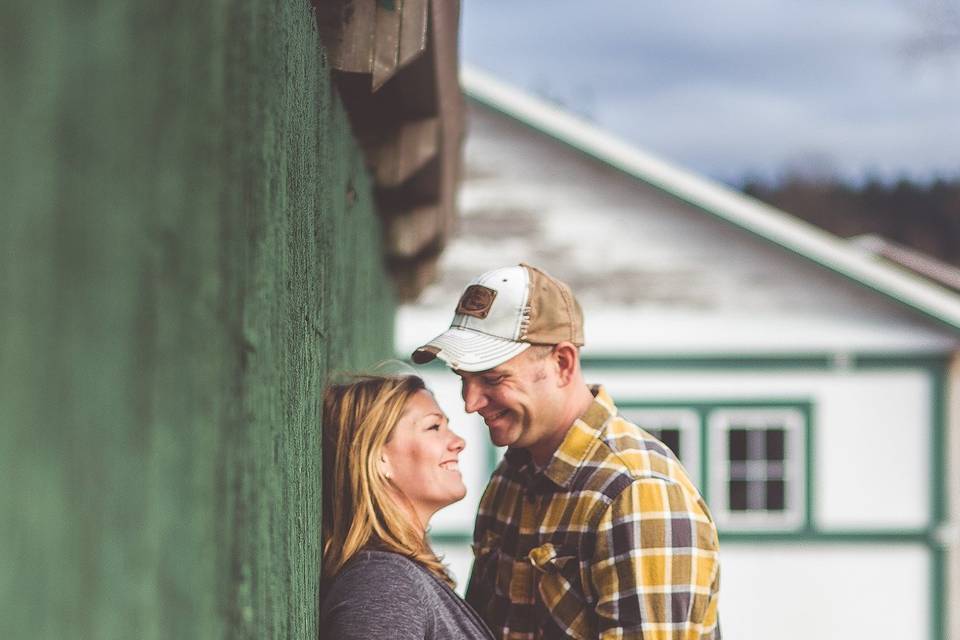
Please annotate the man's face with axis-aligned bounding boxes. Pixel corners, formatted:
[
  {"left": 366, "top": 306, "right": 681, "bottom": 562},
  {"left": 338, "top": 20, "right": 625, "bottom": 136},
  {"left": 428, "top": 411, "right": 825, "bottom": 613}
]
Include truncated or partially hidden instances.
[{"left": 455, "top": 347, "right": 561, "bottom": 451}]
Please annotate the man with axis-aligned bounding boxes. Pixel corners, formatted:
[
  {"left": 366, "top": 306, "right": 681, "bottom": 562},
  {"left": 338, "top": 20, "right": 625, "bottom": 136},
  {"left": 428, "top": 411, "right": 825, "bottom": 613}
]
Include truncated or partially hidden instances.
[{"left": 412, "top": 263, "right": 720, "bottom": 640}]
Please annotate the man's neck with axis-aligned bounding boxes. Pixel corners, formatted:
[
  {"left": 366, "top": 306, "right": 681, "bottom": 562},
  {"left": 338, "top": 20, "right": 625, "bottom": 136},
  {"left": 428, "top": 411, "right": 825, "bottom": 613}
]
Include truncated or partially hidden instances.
[{"left": 528, "top": 383, "right": 596, "bottom": 468}]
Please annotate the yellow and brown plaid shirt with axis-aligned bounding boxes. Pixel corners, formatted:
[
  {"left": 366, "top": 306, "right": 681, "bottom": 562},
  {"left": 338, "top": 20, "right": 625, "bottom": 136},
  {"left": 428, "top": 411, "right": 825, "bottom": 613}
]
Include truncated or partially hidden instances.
[{"left": 464, "top": 386, "right": 720, "bottom": 640}]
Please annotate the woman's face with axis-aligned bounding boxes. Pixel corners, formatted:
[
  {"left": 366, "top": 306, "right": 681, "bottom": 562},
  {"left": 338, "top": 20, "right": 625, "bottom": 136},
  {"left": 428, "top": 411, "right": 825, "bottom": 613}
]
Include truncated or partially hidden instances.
[{"left": 381, "top": 389, "right": 467, "bottom": 529}]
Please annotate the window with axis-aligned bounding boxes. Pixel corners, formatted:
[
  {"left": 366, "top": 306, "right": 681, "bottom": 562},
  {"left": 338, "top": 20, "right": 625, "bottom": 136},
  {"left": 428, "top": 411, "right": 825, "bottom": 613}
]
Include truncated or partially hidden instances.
[
  {"left": 621, "top": 408, "right": 701, "bottom": 488},
  {"left": 709, "top": 408, "right": 806, "bottom": 530}
]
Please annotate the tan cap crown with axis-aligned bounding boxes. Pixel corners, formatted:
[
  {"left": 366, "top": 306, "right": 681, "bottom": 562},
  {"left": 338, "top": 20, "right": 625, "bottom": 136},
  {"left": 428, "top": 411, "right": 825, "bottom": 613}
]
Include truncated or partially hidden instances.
[
  {"left": 521, "top": 263, "right": 584, "bottom": 345},
  {"left": 411, "top": 263, "right": 584, "bottom": 372}
]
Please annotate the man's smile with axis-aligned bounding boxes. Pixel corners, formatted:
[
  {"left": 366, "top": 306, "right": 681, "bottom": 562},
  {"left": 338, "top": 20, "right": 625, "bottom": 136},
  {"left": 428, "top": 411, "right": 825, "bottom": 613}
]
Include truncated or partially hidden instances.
[{"left": 481, "top": 409, "right": 510, "bottom": 425}]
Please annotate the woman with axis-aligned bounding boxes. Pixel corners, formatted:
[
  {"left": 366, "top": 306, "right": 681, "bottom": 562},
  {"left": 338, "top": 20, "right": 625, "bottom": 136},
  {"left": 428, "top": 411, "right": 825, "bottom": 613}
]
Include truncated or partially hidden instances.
[{"left": 320, "top": 374, "right": 493, "bottom": 640}]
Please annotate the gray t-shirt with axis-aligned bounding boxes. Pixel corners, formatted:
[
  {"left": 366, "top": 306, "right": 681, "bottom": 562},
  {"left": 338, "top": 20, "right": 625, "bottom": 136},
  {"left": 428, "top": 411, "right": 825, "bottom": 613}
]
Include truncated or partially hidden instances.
[{"left": 321, "top": 550, "right": 494, "bottom": 640}]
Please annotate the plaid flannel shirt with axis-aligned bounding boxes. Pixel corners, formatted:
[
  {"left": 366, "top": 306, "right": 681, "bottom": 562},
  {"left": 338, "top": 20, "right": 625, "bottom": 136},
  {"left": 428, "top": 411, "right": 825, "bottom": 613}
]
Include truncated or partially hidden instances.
[{"left": 465, "top": 386, "right": 720, "bottom": 640}]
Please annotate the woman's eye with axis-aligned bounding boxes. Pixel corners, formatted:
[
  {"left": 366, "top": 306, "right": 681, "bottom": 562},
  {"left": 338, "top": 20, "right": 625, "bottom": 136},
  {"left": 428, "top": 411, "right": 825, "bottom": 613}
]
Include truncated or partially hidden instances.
[{"left": 428, "top": 424, "right": 441, "bottom": 431}]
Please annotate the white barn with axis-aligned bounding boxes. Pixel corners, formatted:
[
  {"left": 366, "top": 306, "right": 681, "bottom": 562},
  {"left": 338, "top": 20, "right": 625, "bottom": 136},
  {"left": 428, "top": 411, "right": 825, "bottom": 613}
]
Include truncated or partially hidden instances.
[{"left": 396, "top": 67, "right": 960, "bottom": 640}]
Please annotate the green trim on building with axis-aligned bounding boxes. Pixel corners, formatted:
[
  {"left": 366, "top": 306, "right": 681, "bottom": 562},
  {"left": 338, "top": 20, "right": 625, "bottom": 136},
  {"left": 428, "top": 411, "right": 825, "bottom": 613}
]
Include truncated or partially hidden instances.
[
  {"left": 929, "top": 363, "right": 949, "bottom": 640},
  {"left": 720, "top": 530, "right": 935, "bottom": 544},
  {"left": 579, "top": 353, "right": 951, "bottom": 371},
  {"left": 429, "top": 531, "right": 477, "bottom": 545},
  {"left": 487, "top": 444, "right": 505, "bottom": 479},
  {"left": 930, "top": 363, "right": 948, "bottom": 528},
  {"left": 805, "top": 401, "right": 817, "bottom": 534},
  {"left": 617, "top": 399, "right": 813, "bottom": 409},
  {"left": 932, "top": 546, "right": 946, "bottom": 640},
  {"left": 404, "top": 352, "right": 951, "bottom": 371},
  {"left": 701, "top": 407, "right": 711, "bottom": 506}
]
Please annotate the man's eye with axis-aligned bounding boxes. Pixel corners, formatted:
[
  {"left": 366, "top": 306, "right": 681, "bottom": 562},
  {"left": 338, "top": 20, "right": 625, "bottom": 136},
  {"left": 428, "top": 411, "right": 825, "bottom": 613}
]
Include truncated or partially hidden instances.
[{"left": 484, "top": 376, "right": 504, "bottom": 385}]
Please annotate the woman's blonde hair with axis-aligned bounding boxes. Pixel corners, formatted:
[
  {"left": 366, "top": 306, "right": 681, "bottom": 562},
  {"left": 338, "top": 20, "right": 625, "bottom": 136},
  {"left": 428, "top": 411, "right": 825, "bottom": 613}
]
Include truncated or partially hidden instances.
[{"left": 321, "top": 374, "right": 454, "bottom": 586}]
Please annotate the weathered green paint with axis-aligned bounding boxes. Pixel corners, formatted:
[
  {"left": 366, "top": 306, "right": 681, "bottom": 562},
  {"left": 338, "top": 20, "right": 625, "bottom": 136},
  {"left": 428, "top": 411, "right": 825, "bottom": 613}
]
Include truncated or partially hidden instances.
[{"left": 1, "top": 2, "right": 394, "bottom": 639}]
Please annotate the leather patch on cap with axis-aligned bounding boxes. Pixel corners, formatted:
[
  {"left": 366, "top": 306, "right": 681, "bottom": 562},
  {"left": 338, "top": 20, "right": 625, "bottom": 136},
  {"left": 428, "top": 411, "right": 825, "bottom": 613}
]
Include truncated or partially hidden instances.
[{"left": 456, "top": 285, "right": 497, "bottom": 319}]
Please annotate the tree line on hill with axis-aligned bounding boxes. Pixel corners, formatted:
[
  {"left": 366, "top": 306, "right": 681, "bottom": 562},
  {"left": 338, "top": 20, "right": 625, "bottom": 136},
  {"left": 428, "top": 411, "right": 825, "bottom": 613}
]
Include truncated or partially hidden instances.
[{"left": 740, "top": 175, "right": 960, "bottom": 267}]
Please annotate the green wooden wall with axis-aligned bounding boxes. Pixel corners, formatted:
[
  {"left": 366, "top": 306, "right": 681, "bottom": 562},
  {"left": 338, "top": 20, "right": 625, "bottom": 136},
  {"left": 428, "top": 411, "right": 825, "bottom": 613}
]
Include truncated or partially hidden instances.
[{"left": 0, "top": 1, "right": 395, "bottom": 638}]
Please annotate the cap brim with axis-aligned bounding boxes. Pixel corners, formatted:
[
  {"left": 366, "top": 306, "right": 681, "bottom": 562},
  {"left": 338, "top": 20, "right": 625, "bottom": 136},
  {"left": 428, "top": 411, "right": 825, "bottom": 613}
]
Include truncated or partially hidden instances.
[{"left": 411, "top": 327, "right": 530, "bottom": 372}]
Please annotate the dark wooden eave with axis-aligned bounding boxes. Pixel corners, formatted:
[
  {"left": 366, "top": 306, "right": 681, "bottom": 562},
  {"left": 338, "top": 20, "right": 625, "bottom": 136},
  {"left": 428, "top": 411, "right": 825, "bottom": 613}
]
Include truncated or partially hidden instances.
[{"left": 317, "top": 0, "right": 464, "bottom": 301}]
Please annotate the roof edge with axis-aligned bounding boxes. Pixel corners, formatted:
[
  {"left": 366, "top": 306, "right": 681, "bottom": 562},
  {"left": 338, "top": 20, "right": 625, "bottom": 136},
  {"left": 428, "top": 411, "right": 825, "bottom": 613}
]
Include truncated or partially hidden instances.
[{"left": 460, "top": 65, "right": 960, "bottom": 334}]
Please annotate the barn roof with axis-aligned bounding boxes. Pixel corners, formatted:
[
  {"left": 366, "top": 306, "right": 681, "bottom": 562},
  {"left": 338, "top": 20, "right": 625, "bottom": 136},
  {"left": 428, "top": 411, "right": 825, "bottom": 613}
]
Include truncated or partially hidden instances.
[{"left": 460, "top": 66, "right": 960, "bottom": 334}]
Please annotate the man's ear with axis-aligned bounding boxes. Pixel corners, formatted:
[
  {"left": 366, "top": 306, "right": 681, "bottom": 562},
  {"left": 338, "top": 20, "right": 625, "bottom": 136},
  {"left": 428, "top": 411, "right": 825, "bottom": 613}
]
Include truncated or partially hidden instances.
[{"left": 552, "top": 342, "right": 580, "bottom": 386}]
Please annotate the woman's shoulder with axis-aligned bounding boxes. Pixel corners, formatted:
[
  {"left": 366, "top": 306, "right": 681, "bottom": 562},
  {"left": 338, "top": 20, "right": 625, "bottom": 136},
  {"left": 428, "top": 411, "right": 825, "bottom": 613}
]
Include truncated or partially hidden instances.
[
  {"left": 323, "top": 550, "right": 492, "bottom": 640},
  {"left": 342, "top": 549, "right": 423, "bottom": 574},
  {"left": 328, "top": 550, "right": 431, "bottom": 595},
  {"left": 321, "top": 550, "right": 438, "bottom": 639}
]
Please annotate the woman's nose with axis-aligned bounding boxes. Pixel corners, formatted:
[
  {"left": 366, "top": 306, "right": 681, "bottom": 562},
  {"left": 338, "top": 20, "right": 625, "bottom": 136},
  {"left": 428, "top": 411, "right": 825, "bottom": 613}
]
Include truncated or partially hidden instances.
[{"left": 449, "top": 432, "right": 466, "bottom": 452}]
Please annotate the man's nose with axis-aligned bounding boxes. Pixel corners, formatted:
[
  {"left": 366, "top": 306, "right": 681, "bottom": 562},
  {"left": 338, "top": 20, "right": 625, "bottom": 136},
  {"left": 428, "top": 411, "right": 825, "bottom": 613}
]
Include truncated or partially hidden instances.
[{"left": 462, "top": 381, "right": 487, "bottom": 414}]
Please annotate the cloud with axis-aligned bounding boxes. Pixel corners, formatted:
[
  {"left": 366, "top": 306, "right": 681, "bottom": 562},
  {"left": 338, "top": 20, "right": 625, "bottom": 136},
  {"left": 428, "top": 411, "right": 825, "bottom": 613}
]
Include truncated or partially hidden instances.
[{"left": 462, "top": 0, "right": 960, "bottom": 181}]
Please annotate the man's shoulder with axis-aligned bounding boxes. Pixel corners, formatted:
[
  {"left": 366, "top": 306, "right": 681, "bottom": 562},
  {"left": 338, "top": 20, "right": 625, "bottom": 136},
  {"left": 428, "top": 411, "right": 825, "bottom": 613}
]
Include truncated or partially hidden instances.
[
  {"left": 571, "top": 412, "right": 694, "bottom": 495},
  {"left": 606, "top": 413, "right": 678, "bottom": 468},
  {"left": 592, "top": 414, "right": 676, "bottom": 472}
]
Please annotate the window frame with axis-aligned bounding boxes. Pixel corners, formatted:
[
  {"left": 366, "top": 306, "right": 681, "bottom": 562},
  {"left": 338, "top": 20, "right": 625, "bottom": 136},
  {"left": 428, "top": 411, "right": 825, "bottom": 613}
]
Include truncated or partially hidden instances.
[{"left": 708, "top": 406, "right": 809, "bottom": 531}]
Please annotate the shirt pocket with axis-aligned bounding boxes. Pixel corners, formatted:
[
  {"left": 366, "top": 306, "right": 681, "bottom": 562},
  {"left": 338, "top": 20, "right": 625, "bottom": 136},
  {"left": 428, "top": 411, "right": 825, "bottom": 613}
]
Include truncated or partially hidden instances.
[
  {"left": 471, "top": 530, "right": 505, "bottom": 597},
  {"left": 529, "top": 543, "right": 596, "bottom": 640},
  {"left": 474, "top": 531, "right": 541, "bottom": 607}
]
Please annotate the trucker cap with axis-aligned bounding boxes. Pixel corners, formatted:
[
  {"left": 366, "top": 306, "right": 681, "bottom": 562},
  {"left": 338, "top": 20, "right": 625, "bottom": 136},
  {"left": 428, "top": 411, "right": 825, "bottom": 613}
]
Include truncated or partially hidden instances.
[{"left": 411, "top": 263, "right": 584, "bottom": 372}]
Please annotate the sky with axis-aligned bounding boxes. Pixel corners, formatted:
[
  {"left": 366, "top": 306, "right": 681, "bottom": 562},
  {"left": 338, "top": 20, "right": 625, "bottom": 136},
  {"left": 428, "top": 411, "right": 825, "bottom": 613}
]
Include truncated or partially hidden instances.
[{"left": 460, "top": 0, "right": 960, "bottom": 185}]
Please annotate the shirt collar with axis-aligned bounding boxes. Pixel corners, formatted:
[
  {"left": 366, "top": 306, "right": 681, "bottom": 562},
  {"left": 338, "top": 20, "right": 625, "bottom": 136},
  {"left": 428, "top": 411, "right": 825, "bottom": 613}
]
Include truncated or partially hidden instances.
[{"left": 503, "top": 385, "right": 616, "bottom": 489}]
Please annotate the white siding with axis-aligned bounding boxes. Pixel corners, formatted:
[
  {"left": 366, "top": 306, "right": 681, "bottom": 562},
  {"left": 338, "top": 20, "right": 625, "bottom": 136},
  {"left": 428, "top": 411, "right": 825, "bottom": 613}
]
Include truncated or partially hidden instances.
[
  {"left": 721, "top": 544, "right": 929, "bottom": 640},
  {"left": 593, "top": 367, "right": 932, "bottom": 530},
  {"left": 405, "top": 104, "right": 957, "bottom": 355},
  {"left": 434, "top": 539, "right": 933, "bottom": 640},
  {"left": 420, "top": 364, "right": 934, "bottom": 536},
  {"left": 400, "top": 96, "right": 955, "bottom": 636},
  {"left": 419, "top": 365, "right": 935, "bottom": 640}
]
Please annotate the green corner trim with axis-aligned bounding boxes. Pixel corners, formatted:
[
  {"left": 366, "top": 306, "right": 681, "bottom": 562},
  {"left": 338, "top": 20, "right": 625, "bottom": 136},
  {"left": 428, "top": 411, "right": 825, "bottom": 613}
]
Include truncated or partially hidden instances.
[
  {"left": 932, "top": 546, "right": 946, "bottom": 640},
  {"left": 579, "top": 353, "right": 951, "bottom": 370},
  {"left": 929, "top": 363, "right": 948, "bottom": 640}
]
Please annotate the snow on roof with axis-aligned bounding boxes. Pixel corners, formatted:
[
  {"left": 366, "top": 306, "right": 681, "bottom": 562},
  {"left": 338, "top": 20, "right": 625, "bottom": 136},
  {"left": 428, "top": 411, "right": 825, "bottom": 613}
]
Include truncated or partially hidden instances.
[
  {"left": 461, "top": 65, "right": 960, "bottom": 334},
  {"left": 851, "top": 234, "right": 960, "bottom": 293}
]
